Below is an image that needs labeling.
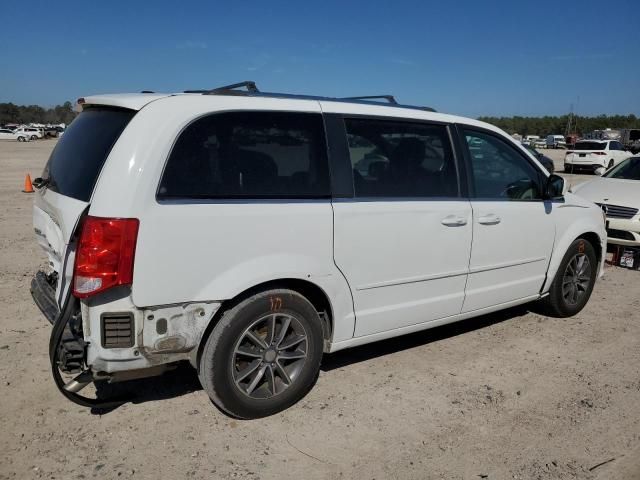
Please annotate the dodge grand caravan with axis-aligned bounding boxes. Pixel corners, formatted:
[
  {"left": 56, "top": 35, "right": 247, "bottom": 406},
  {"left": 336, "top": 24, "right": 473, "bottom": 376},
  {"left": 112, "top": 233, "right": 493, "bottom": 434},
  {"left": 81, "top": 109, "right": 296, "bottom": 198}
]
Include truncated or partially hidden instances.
[{"left": 31, "top": 82, "right": 607, "bottom": 418}]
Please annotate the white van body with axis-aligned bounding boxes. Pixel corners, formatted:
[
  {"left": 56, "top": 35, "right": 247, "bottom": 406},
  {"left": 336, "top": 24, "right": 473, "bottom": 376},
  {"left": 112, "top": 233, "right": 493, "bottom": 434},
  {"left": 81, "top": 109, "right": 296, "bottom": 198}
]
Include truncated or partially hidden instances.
[{"left": 31, "top": 87, "right": 607, "bottom": 417}]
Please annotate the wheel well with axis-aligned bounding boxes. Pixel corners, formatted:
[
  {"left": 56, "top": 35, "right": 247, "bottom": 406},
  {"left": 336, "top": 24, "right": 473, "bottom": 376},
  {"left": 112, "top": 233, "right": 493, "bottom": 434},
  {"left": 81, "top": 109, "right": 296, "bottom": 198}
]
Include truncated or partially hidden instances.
[
  {"left": 195, "top": 279, "right": 334, "bottom": 370},
  {"left": 578, "top": 231, "right": 602, "bottom": 263}
]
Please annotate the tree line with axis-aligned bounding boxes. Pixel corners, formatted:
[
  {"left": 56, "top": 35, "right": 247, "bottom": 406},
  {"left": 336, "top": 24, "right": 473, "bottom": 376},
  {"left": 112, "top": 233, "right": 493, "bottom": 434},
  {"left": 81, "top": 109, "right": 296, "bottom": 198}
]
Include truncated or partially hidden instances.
[
  {"left": 2, "top": 101, "right": 639, "bottom": 136},
  {"left": 0, "top": 102, "right": 77, "bottom": 125},
  {"left": 477, "top": 114, "right": 640, "bottom": 137}
]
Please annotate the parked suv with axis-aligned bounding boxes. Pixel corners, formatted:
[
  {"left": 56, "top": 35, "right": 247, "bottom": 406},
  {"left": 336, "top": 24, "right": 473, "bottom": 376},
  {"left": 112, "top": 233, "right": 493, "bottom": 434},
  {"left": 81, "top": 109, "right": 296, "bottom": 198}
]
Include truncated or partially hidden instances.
[
  {"left": 14, "top": 127, "right": 43, "bottom": 140},
  {"left": 565, "top": 140, "right": 633, "bottom": 173},
  {"left": 31, "top": 83, "right": 607, "bottom": 418}
]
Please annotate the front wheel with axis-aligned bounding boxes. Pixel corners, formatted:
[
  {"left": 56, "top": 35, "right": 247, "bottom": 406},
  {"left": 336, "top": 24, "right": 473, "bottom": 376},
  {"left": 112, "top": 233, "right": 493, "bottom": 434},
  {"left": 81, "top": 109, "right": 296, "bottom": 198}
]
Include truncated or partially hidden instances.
[
  {"left": 539, "top": 238, "right": 597, "bottom": 317},
  {"left": 30, "top": 135, "right": 38, "bottom": 140},
  {"left": 198, "top": 289, "right": 324, "bottom": 419}
]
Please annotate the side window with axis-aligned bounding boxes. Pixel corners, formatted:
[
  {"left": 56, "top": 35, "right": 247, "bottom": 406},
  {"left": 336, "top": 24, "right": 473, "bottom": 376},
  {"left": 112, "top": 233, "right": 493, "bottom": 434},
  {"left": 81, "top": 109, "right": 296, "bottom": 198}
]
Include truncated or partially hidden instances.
[
  {"left": 344, "top": 118, "right": 458, "bottom": 198},
  {"left": 463, "top": 129, "right": 543, "bottom": 200},
  {"left": 158, "top": 112, "right": 330, "bottom": 198}
]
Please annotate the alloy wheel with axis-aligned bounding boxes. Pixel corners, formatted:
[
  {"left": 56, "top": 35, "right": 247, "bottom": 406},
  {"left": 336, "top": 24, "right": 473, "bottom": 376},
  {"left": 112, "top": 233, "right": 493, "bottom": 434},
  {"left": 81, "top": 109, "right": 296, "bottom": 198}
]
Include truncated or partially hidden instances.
[
  {"left": 562, "top": 253, "right": 592, "bottom": 306},
  {"left": 232, "top": 313, "right": 308, "bottom": 399}
]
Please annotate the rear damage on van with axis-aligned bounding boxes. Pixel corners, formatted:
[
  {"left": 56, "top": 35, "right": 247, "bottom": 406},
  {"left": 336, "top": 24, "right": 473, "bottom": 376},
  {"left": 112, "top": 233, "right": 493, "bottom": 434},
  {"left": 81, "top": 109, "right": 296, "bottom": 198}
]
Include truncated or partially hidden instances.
[{"left": 29, "top": 102, "right": 214, "bottom": 407}]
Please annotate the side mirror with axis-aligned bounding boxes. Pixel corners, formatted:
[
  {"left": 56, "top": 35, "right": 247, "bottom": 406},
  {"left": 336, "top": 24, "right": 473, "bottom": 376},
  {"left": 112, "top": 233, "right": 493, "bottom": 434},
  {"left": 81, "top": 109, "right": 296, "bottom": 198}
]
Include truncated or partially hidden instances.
[
  {"left": 594, "top": 167, "right": 606, "bottom": 176},
  {"left": 545, "top": 174, "right": 565, "bottom": 199}
]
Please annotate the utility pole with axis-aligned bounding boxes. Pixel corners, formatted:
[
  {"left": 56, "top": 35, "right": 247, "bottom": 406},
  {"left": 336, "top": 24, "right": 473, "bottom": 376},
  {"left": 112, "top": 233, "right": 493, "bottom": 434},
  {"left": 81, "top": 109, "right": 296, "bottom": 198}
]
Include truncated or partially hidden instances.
[{"left": 565, "top": 103, "right": 573, "bottom": 137}]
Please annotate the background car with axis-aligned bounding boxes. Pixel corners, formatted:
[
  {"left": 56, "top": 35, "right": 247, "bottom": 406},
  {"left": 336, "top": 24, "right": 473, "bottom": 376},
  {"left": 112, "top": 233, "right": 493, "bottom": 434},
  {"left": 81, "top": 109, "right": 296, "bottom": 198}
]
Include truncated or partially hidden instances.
[
  {"left": 13, "top": 127, "right": 43, "bottom": 140},
  {"left": 0, "top": 128, "right": 30, "bottom": 142},
  {"left": 572, "top": 156, "right": 640, "bottom": 246},
  {"left": 532, "top": 138, "right": 546, "bottom": 149},
  {"left": 546, "top": 134, "right": 566, "bottom": 149},
  {"left": 564, "top": 140, "right": 633, "bottom": 173},
  {"left": 522, "top": 143, "right": 555, "bottom": 173},
  {"left": 44, "top": 126, "right": 60, "bottom": 138}
]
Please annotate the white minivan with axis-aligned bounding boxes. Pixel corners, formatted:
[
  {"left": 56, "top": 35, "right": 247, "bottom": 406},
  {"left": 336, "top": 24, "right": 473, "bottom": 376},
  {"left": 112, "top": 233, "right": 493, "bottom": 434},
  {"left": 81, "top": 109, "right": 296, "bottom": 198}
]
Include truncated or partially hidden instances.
[{"left": 31, "top": 82, "right": 607, "bottom": 418}]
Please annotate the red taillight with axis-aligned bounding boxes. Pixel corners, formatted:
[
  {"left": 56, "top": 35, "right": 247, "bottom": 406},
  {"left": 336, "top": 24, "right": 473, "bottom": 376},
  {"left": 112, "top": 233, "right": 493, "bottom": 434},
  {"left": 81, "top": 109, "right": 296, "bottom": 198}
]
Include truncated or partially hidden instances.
[
  {"left": 73, "top": 216, "right": 139, "bottom": 298},
  {"left": 592, "top": 151, "right": 606, "bottom": 155}
]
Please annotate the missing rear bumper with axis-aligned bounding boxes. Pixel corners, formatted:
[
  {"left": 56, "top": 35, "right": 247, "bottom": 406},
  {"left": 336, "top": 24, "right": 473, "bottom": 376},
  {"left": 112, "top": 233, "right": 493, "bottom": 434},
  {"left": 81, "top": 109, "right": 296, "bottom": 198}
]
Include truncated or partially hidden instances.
[{"left": 30, "top": 270, "right": 59, "bottom": 325}]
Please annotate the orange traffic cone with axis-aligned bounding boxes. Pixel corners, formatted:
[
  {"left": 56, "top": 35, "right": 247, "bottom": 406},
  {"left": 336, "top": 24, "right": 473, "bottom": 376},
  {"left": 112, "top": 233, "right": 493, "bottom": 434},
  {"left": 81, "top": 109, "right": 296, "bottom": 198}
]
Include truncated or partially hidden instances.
[{"left": 22, "top": 174, "right": 34, "bottom": 193}]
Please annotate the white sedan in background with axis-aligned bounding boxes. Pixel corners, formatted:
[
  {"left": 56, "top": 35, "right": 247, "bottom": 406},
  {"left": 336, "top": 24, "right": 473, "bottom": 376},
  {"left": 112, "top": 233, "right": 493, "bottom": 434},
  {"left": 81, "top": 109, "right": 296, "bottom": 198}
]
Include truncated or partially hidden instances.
[
  {"left": 572, "top": 156, "right": 640, "bottom": 246},
  {"left": 0, "top": 128, "right": 30, "bottom": 142},
  {"left": 565, "top": 140, "right": 633, "bottom": 173}
]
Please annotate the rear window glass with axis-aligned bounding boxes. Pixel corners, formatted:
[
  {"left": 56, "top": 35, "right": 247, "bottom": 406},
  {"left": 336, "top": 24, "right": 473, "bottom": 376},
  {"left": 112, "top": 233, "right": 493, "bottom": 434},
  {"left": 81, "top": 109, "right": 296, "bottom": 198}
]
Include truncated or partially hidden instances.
[
  {"left": 158, "top": 111, "right": 330, "bottom": 199},
  {"left": 574, "top": 142, "right": 606, "bottom": 151},
  {"left": 43, "top": 108, "right": 134, "bottom": 201}
]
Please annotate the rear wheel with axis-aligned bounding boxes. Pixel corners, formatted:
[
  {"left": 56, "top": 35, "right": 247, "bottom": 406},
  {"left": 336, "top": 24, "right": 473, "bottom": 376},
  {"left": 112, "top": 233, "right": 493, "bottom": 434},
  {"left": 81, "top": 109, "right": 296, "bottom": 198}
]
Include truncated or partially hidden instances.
[
  {"left": 17, "top": 136, "right": 24, "bottom": 142},
  {"left": 30, "top": 135, "right": 37, "bottom": 141},
  {"left": 198, "top": 289, "right": 324, "bottom": 419},
  {"left": 539, "top": 238, "right": 597, "bottom": 317}
]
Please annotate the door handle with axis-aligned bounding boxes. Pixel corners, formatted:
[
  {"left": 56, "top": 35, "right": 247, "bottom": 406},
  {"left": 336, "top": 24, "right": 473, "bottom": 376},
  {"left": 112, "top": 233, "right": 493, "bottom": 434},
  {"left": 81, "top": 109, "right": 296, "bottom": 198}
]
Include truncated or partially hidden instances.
[
  {"left": 441, "top": 215, "right": 467, "bottom": 227},
  {"left": 478, "top": 214, "right": 501, "bottom": 225}
]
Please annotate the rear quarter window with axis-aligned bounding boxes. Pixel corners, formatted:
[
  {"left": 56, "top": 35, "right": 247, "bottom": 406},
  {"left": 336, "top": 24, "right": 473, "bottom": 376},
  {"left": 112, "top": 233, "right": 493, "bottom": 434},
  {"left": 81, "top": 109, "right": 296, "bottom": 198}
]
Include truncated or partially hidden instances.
[
  {"left": 158, "top": 111, "right": 330, "bottom": 199},
  {"left": 42, "top": 107, "right": 135, "bottom": 201},
  {"left": 574, "top": 142, "right": 606, "bottom": 150}
]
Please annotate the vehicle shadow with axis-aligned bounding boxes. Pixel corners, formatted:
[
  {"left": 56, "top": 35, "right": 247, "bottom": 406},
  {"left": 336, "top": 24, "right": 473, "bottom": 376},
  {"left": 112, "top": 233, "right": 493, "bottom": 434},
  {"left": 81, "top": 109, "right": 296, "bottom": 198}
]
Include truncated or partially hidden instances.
[
  {"left": 320, "top": 305, "right": 530, "bottom": 372},
  {"left": 90, "top": 305, "right": 531, "bottom": 415},
  {"left": 90, "top": 364, "right": 203, "bottom": 415}
]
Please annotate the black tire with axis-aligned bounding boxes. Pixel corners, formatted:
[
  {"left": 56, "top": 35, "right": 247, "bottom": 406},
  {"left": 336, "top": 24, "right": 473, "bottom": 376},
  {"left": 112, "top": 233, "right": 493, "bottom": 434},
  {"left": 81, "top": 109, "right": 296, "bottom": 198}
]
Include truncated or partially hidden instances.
[
  {"left": 31, "top": 135, "right": 37, "bottom": 141},
  {"left": 17, "top": 136, "right": 24, "bottom": 142},
  {"left": 198, "top": 289, "right": 324, "bottom": 419},
  {"left": 539, "top": 238, "right": 597, "bottom": 317}
]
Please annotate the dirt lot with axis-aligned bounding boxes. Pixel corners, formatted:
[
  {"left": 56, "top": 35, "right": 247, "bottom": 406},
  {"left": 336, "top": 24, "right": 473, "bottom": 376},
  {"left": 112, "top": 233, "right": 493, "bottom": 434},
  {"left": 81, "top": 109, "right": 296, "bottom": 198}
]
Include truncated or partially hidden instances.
[{"left": 1, "top": 141, "right": 639, "bottom": 480}]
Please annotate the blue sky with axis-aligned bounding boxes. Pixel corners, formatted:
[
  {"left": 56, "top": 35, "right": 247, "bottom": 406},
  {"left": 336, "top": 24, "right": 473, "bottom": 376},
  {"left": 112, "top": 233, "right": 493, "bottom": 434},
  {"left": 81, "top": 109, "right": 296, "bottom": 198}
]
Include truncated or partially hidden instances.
[{"left": 1, "top": 0, "right": 638, "bottom": 117}]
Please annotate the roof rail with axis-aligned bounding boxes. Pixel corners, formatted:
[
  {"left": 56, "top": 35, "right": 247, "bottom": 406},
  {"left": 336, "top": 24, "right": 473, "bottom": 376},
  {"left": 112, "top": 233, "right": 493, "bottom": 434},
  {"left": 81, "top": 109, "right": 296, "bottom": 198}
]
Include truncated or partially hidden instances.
[
  {"left": 181, "top": 81, "right": 435, "bottom": 112},
  {"left": 184, "top": 81, "right": 260, "bottom": 95},
  {"left": 341, "top": 95, "right": 398, "bottom": 104}
]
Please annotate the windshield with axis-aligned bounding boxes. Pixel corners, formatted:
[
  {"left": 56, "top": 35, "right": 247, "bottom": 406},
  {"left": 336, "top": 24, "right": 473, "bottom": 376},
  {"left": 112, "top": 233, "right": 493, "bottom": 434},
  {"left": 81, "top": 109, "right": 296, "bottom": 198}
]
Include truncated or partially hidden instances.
[
  {"left": 42, "top": 107, "right": 135, "bottom": 201},
  {"left": 604, "top": 157, "right": 640, "bottom": 180},
  {"left": 574, "top": 142, "right": 606, "bottom": 151}
]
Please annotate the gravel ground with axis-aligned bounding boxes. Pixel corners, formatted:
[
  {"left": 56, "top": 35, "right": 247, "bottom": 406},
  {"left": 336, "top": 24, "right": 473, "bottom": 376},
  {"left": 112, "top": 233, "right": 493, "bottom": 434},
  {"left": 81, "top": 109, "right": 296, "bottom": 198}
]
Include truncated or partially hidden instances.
[{"left": 0, "top": 141, "right": 638, "bottom": 480}]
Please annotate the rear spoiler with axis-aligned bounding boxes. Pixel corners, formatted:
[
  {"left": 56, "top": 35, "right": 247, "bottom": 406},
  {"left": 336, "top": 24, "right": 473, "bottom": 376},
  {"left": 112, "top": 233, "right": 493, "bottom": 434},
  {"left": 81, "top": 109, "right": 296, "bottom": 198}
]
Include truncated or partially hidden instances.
[{"left": 75, "top": 93, "right": 174, "bottom": 112}]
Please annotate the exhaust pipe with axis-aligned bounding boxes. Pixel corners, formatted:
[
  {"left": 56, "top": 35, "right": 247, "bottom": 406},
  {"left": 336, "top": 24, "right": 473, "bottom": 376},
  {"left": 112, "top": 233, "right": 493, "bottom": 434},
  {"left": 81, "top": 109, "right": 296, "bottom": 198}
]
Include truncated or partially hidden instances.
[{"left": 63, "top": 370, "right": 93, "bottom": 393}]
